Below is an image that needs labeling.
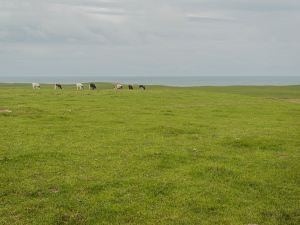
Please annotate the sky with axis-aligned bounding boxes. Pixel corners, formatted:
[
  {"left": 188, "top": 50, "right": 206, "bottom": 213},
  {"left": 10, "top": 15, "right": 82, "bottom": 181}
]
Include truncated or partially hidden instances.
[{"left": 0, "top": 0, "right": 299, "bottom": 77}]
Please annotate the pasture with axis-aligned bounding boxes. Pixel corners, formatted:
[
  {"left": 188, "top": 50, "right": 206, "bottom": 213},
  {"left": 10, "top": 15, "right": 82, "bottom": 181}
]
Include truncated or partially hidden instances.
[{"left": 0, "top": 84, "right": 299, "bottom": 225}]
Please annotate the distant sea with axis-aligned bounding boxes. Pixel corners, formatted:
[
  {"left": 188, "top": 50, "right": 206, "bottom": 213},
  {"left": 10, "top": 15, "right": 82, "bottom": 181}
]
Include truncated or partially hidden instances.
[{"left": 0, "top": 76, "right": 300, "bottom": 87}]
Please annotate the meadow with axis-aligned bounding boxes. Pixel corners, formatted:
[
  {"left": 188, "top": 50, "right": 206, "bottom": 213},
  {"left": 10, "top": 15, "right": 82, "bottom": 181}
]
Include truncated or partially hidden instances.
[{"left": 0, "top": 83, "right": 299, "bottom": 225}]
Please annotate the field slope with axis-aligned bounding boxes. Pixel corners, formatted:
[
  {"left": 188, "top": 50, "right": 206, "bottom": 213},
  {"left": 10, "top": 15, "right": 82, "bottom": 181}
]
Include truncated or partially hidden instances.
[{"left": 0, "top": 84, "right": 300, "bottom": 225}]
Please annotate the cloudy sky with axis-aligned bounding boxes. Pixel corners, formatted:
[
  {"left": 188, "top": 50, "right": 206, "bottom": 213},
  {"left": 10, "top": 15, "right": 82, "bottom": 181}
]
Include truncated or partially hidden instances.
[{"left": 0, "top": 0, "right": 299, "bottom": 77}]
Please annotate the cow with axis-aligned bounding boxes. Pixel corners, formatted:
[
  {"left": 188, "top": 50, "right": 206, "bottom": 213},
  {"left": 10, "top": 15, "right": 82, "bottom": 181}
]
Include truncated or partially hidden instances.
[
  {"left": 139, "top": 85, "right": 146, "bottom": 90},
  {"left": 32, "top": 83, "right": 40, "bottom": 89},
  {"left": 89, "top": 83, "right": 97, "bottom": 90},
  {"left": 128, "top": 85, "right": 134, "bottom": 90},
  {"left": 54, "top": 83, "right": 62, "bottom": 89},
  {"left": 115, "top": 84, "right": 123, "bottom": 90},
  {"left": 76, "top": 83, "right": 84, "bottom": 90}
]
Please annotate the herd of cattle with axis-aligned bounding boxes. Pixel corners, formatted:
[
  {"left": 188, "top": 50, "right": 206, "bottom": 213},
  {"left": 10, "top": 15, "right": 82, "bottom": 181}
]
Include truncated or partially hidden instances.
[{"left": 31, "top": 83, "right": 146, "bottom": 90}]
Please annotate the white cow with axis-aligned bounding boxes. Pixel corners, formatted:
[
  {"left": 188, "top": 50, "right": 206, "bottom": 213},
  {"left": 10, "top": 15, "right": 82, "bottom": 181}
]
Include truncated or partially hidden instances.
[
  {"left": 76, "top": 83, "right": 84, "bottom": 90},
  {"left": 115, "top": 84, "right": 123, "bottom": 90},
  {"left": 32, "top": 83, "right": 40, "bottom": 89}
]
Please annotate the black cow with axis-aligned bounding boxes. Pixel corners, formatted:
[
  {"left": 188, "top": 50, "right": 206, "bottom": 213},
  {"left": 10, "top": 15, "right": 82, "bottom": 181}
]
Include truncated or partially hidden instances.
[
  {"left": 128, "top": 85, "right": 134, "bottom": 90},
  {"left": 54, "top": 83, "right": 62, "bottom": 89},
  {"left": 139, "top": 85, "right": 146, "bottom": 90},
  {"left": 89, "top": 83, "right": 97, "bottom": 90}
]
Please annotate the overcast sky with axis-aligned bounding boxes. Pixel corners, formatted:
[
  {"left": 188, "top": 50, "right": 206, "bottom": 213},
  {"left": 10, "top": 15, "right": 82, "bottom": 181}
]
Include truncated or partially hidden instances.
[{"left": 0, "top": 0, "right": 299, "bottom": 77}]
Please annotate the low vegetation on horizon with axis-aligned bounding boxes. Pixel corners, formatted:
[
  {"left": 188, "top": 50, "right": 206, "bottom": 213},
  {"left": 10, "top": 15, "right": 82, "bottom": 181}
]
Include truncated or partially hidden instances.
[{"left": 0, "top": 84, "right": 299, "bottom": 225}]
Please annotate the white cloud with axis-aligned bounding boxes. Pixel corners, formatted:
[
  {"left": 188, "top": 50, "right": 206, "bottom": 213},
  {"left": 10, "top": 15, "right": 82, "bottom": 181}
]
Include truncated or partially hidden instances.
[{"left": 0, "top": 0, "right": 299, "bottom": 76}]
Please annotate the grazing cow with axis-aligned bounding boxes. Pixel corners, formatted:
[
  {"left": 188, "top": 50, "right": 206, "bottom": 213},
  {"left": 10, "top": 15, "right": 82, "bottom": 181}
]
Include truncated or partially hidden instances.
[
  {"left": 139, "top": 85, "right": 146, "bottom": 90},
  {"left": 128, "top": 85, "right": 133, "bottom": 90},
  {"left": 76, "top": 83, "right": 84, "bottom": 90},
  {"left": 115, "top": 84, "right": 123, "bottom": 90},
  {"left": 89, "top": 83, "right": 97, "bottom": 90},
  {"left": 32, "top": 83, "right": 40, "bottom": 89},
  {"left": 54, "top": 83, "right": 62, "bottom": 89}
]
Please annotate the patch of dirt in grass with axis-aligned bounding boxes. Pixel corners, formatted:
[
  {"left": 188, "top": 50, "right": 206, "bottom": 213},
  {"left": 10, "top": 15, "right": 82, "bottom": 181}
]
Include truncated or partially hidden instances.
[
  {"left": 0, "top": 108, "right": 12, "bottom": 113},
  {"left": 273, "top": 98, "right": 300, "bottom": 104},
  {"left": 55, "top": 210, "right": 87, "bottom": 225},
  {"left": 284, "top": 99, "right": 300, "bottom": 104},
  {"left": 49, "top": 187, "right": 60, "bottom": 194}
]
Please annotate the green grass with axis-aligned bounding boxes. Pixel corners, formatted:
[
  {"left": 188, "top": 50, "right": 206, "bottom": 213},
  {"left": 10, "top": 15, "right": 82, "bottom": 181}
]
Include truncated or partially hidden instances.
[{"left": 0, "top": 83, "right": 300, "bottom": 225}]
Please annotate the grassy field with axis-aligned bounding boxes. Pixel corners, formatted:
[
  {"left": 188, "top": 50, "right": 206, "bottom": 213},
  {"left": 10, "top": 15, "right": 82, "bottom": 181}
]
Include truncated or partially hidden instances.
[{"left": 0, "top": 84, "right": 299, "bottom": 225}]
